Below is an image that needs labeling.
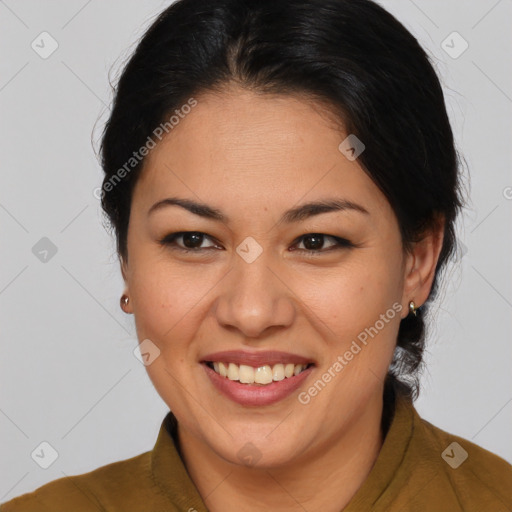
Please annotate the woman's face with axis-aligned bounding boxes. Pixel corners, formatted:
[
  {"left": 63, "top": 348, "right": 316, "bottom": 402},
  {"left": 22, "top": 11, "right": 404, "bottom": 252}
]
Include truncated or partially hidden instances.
[{"left": 122, "top": 87, "right": 420, "bottom": 467}]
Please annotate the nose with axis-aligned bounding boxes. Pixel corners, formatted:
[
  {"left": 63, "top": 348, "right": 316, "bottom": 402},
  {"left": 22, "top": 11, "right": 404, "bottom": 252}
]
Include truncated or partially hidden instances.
[{"left": 213, "top": 254, "right": 296, "bottom": 339}]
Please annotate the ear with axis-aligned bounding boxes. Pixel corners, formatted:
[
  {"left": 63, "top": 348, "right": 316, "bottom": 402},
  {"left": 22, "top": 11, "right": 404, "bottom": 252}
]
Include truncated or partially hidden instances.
[
  {"left": 119, "top": 256, "right": 133, "bottom": 313},
  {"left": 400, "top": 215, "right": 445, "bottom": 318},
  {"left": 120, "top": 256, "right": 128, "bottom": 283}
]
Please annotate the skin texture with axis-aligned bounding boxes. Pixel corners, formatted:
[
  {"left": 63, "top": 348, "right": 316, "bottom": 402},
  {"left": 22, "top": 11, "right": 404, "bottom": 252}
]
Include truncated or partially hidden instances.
[{"left": 120, "top": 85, "right": 444, "bottom": 511}]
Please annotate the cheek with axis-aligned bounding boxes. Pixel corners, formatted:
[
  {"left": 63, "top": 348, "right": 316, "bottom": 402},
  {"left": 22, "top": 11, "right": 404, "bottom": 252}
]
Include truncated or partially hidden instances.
[
  {"left": 129, "top": 257, "right": 227, "bottom": 358},
  {"left": 129, "top": 261, "right": 193, "bottom": 342},
  {"left": 295, "top": 257, "right": 401, "bottom": 334},
  {"left": 129, "top": 263, "right": 204, "bottom": 409}
]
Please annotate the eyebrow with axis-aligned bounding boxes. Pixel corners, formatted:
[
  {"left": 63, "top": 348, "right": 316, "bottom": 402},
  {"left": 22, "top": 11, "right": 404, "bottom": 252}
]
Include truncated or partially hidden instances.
[{"left": 147, "top": 196, "right": 370, "bottom": 223}]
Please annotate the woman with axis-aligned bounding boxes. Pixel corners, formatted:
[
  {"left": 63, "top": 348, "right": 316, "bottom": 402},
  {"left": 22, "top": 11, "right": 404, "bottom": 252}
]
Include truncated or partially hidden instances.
[{"left": 2, "top": 0, "right": 511, "bottom": 510}]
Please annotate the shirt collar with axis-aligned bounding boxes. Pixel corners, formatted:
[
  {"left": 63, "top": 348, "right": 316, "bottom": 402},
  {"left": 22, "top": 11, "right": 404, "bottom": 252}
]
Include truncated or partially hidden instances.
[
  {"left": 150, "top": 391, "right": 414, "bottom": 510},
  {"left": 150, "top": 412, "right": 209, "bottom": 511},
  {"left": 344, "top": 393, "right": 415, "bottom": 510}
]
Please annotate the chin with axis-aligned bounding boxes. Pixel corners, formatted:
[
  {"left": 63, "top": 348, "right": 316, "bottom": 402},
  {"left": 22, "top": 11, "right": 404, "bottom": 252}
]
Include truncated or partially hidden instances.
[{"left": 206, "top": 429, "right": 307, "bottom": 469}]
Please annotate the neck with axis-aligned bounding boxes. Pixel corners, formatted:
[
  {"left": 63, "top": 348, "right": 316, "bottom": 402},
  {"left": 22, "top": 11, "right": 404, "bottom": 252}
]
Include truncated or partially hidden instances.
[{"left": 177, "top": 391, "right": 387, "bottom": 512}]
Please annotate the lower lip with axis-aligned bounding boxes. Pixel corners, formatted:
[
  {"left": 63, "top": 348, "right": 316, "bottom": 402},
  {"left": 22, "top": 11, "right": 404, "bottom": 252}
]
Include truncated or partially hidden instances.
[{"left": 202, "top": 363, "right": 314, "bottom": 406}]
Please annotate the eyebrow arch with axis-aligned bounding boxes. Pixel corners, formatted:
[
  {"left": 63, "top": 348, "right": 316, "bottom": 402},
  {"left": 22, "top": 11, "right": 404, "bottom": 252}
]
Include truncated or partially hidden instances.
[{"left": 147, "top": 196, "right": 370, "bottom": 223}]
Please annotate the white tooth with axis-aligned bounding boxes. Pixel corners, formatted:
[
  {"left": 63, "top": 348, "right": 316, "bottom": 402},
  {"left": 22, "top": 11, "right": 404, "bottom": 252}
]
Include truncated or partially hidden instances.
[
  {"left": 218, "top": 362, "right": 228, "bottom": 377},
  {"left": 284, "top": 363, "right": 295, "bottom": 378},
  {"left": 239, "top": 364, "right": 255, "bottom": 384},
  {"left": 213, "top": 362, "right": 220, "bottom": 373},
  {"left": 255, "top": 365, "right": 273, "bottom": 384},
  {"left": 228, "top": 363, "right": 239, "bottom": 380},
  {"left": 272, "top": 364, "right": 285, "bottom": 381},
  {"left": 293, "top": 364, "right": 304, "bottom": 376}
]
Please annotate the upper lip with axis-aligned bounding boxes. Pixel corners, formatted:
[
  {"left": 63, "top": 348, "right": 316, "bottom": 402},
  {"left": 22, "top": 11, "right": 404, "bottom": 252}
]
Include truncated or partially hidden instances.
[{"left": 201, "top": 350, "right": 315, "bottom": 368}]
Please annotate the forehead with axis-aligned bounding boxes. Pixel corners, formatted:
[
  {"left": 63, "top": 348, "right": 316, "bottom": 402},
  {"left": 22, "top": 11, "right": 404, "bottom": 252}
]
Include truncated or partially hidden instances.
[{"left": 133, "top": 88, "right": 391, "bottom": 222}]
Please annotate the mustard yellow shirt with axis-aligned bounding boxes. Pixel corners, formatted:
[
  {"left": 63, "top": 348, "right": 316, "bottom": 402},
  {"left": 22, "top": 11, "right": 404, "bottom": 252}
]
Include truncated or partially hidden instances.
[{"left": 2, "top": 395, "right": 511, "bottom": 511}]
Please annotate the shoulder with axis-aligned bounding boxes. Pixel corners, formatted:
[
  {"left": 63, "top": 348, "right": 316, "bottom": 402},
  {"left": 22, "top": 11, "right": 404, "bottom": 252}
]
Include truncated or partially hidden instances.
[
  {"left": 411, "top": 407, "right": 512, "bottom": 509},
  {"left": 0, "top": 450, "right": 157, "bottom": 512}
]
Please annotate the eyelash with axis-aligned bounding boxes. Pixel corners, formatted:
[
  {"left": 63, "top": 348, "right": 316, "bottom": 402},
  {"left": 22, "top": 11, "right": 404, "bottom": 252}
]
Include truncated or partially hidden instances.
[{"left": 157, "top": 231, "right": 354, "bottom": 257}]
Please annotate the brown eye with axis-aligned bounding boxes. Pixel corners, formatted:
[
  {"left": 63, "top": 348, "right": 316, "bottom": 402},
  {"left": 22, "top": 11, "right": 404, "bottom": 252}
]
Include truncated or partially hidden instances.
[
  {"left": 293, "top": 233, "right": 354, "bottom": 255},
  {"left": 158, "top": 232, "right": 219, "bottom": 252}
]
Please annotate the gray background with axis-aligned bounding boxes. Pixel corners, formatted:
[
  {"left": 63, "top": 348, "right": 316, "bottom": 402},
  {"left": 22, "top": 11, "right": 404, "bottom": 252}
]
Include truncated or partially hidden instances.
[{"left": 1, "top": 0, "right": 511, "bottom": 501}]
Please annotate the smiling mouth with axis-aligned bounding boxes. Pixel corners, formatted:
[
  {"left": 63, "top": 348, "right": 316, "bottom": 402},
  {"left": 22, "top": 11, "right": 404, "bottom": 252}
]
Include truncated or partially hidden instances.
[{"left": 204, "top": 361, "right": 314, "bottom": 386}]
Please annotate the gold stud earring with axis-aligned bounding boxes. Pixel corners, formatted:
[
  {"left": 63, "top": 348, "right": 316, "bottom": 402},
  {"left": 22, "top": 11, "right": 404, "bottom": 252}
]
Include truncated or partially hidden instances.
[
  {"left": 409, "top": 300, "right": 417, "bottom": 316},
  {"left": 120, "top": 294, "right": 129, "bottom": 310}
]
